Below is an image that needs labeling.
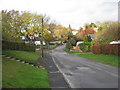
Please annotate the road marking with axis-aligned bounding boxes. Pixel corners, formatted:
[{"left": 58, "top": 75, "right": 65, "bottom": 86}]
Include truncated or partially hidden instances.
[{"left": 52, "top": 56, "right": 75, "bottom": 88}]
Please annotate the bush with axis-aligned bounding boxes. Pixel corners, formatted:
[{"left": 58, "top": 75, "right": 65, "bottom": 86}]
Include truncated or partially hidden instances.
[
  {"left": 69, "top": 37, "right": 76, "bottom": 46},
  {"left": 78, "top": 42, "right": 92, "bottom": 52},
  {"left": 83, "top": 35, "right": 92, "bottom": 42},
  {"left": 66, "top": 41, "right": 72, "bottom": 50},
  {"left": 2, "top": 41, "right": 36, "bottom": 52}
]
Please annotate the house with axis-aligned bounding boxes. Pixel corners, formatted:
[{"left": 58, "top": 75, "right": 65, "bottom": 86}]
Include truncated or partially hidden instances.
[
  {"left": 79, "top": 27, "right": 98, "bottom": 39},
  {"left": 71, "top": 29, "right": 79, "bottom": 35}
]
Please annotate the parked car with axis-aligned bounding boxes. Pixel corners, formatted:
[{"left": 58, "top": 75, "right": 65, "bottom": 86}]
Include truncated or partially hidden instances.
[
  {"left": 109, "top": 40, "right": 120, "bottom": 44},
  {"left": 34, "top": 41, "right": 46, "bottom": 46},
  {"left": 76, "top": 41, "right": 84, "bottom": 46}
]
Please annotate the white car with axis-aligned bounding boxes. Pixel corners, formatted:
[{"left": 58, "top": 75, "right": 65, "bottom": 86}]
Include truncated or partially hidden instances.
[
  {"left": 34, "top": 41, "right": 46, "bottom": 46},
  {"left": 76, "top": 41, "right": 84, "bottom": 46},
  {"left": 109, "top": 40, "right": 120, "bottom": 44}
]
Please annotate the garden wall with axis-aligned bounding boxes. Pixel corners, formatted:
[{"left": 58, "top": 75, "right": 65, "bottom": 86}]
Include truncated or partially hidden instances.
[
  {"left": 92, "top": 44, "right": 120, "bottom": 56},
  {"left": 2, "top": 41, "right": 36, "bottom": 52}
]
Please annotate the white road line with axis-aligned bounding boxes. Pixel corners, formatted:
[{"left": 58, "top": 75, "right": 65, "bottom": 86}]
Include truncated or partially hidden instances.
[{"left": 52, "top": 56, "right": 74, "bottom": 88}]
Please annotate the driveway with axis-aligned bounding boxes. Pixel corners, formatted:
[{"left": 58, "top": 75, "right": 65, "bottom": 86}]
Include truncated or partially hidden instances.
[{"left": 49, "top": 45, "right": 118, "bottom": 88}]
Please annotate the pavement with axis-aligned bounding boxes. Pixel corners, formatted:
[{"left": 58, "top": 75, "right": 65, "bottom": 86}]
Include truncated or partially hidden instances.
[
  {"left": 48, "top": 44, "right": 119, "bottom": 89},
  {"left": 44, "top": 52, "right": 71, "bottom": 90}
]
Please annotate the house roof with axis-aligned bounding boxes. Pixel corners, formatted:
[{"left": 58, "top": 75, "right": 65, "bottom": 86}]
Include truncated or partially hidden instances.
[
  {"left": 85, "top": 27, "right": 95, "bottom": 34},
  {"left": 80, "top": 27, "right": 96, "bottom": 34}
]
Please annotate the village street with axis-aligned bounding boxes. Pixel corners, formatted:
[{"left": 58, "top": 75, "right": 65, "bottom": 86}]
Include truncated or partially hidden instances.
[{"left": 49, "top": 45, "right": 118, "bottom": 88}]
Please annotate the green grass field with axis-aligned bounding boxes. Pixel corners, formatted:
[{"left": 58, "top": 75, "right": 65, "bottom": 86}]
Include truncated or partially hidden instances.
[
  {"left": 77, "top": 53, "right": 119, "bottom": 67},
  {"left": 2, "top": 57, "right": 50, "bottom": 88},
  {"left": 2, "top": 50, "right": 40, "bottom": 64}
]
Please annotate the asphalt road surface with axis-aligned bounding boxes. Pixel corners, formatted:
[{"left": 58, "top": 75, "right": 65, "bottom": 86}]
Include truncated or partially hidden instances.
[{"left": 49, "top": 45, "right": 118, "bottom": 88}]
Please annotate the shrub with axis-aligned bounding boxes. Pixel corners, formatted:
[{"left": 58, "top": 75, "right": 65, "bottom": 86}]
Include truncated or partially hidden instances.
[
  {"left": 78, "top": 42, "right": 92, "bottom": 52},
  {"left": 66, "top": 41, "right": 72, "bottom": 50},
  {"left": 69, "top": 37, "right": 76, "bottom": 46},
  {"left": 83, "top": 35, "right": 92, "bottom": 42},
  {"left": 2, "top": 41, "right": 36, "bottom": 52}
]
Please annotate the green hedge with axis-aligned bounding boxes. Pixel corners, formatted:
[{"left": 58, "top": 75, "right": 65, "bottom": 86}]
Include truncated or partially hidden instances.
[
  {"left": 78, "top": 42, "right": 92, "bottom": 52},
  {"left": 2, "top": 41, "right": 36, "bottom": 52},
  {"left": 66, "top": 41, "right": 72, "bottom": 50}
]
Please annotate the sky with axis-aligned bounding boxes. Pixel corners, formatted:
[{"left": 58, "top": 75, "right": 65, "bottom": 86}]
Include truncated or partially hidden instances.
[{"left": 0, "top": 0, "right": 119, "bottom": 29}]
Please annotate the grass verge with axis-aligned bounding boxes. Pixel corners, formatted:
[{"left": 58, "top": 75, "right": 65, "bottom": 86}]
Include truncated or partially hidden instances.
[
  {"left": 2, "top": 57, "right": 50, "bottom": 88},
  {"left": 77, "top": 53, "right": 120, "bottom": 67},
  {"left": 2, "top": 50, "right": 40, "bottom": 64}
]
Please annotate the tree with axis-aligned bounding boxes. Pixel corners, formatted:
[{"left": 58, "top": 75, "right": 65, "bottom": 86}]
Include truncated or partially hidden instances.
[
  {"left": 83, "top": 35, "right": 92, "bottom": 42},
  {"left": 84, "top": 23, "right": 89, "bottom": 29},
  {"left": 94, "top": 21, "right": 120, "bottom": 42},
  {"left": 46, "top": 20, "right": 57, "bottom": 36},
  {"left": 90, "top": 23, "right": 97, "bottom": 28},
  {"left": 43, "top": 30, "right": 54, "bottom": 49},
  {"left": 66, "top": 41, "right": 72, "bottom": 50},
  {"left": 83, "top": 35, "right": 87, "bottom": 42},
  {"left": 99, "top": 21, "right": 112, "bottom": 31},
  {"left": 1, "top": 10, "right": 57, "bottom": 44},
  {"left": 98, "top": 26, "right": 102, "bottom": 31},
  {"left": 54, "top": 25, "right": 69, "bottom": 43},
  {"left": 69, "top": 37, "right": 76, "bottom": 46},
  {"left": 68, "top": 24, "right": 73, "bottom": 35},
  {"left": 79, "top": 27, "right": 83, "bottom": 30},
  {"left": 95, "top": 21, "right": 101, "bottom": 27},
  {"left": 2, "top": 10, "right": 22, "bottom": 42},
  {"left": 75, "top": 32, "right": 84, "bottom": 41},
  {"left": 88, "top": 35, "right": 92, "bottom": 42}
]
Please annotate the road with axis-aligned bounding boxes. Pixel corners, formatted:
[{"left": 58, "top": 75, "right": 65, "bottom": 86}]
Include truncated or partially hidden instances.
[{"left": 49, "top": 45, "right": 118, "bottom": 88}]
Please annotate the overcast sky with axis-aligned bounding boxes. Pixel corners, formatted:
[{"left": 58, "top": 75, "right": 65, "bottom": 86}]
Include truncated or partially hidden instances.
[{"left": 0, "top": 0, "right": 119, "bottom": 29}]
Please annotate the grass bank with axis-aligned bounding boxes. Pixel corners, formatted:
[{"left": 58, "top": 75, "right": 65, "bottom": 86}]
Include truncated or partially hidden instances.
[
  {"left": 2, "top": 50, "right": 40, "bottom": 64},
  {"left": 77, "top": 53, "right": 119, "bottom": 67},
  {"left": 2, "top": 57, "right": 50, "bottom": 88}
]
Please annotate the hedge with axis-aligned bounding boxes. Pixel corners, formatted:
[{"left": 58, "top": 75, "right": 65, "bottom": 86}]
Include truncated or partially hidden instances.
[
  {"left": 66, "top": 41, "right": 72, "bottom": 50},
  {"left": 78, "top": 42, "right": 92, "bottom": 52},
  {"left": 2, "top": 41, "right": 36, "bottom": 52},
  {"left": 92, "top": 44, "right": 120, "bottom": 56}
]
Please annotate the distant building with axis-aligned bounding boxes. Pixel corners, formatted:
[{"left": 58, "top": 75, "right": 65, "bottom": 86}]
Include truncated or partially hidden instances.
[
  {"left": 79, "top": 27, "right": 98, "bottom": 39},
  {"left": 72, "top": 29, "right": 79, "bottom": 35}
]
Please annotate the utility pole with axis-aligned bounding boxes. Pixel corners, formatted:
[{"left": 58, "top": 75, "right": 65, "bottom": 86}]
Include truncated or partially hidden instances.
[{"left": 41, "top": 17, "right": 44, "bottom": 57}]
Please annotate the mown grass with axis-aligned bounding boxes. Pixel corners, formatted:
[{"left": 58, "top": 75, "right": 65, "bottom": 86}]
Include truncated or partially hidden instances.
[
  {"left": 77, "top": 53, "right": 120, "bottom": 67},
  {"left": 2, "top": 50, "right": 40, "bottom": 64},
  {"left": 2, "top": 57, "right": 50, "bottom": 88}
]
